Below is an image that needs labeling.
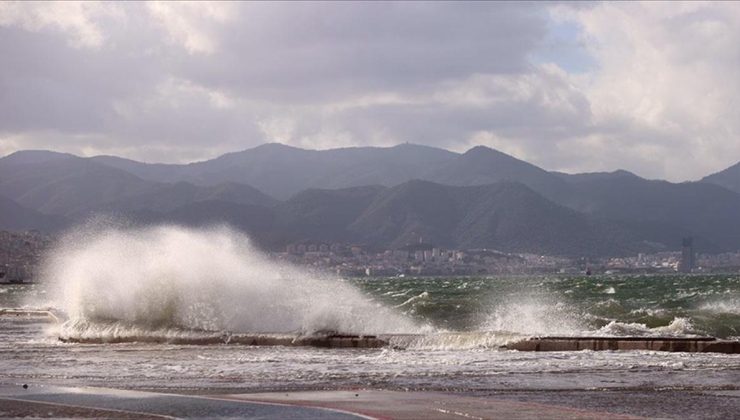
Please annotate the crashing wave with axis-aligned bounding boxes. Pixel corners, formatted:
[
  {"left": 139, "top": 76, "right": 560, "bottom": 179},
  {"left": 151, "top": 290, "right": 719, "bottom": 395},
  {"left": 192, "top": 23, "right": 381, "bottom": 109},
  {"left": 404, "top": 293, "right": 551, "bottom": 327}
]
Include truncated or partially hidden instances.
[{"left": 41, "top": 224, "right": 427, "bottom": 338}]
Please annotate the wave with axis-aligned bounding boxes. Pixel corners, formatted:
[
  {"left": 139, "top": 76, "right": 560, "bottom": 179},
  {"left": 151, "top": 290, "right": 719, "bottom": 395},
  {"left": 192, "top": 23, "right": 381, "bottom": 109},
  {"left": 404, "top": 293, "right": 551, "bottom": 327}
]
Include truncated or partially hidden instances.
[
  {"left": 483, "top": 298, "right": 586, "bottom": 336},
  {"left": 54, "top": 319, "right": 526, "bottom": 350},
  {"left": 39, "top": 223, "right": 427, "bottom": 337},
  {"left": 386, "top": 331, "right": 526, "bottom": 351},
  {"left": 698, "top": 299, "right": 740, "bottom": 315},
  {"left": 394, "top": 291, "right": 430, "bottom": 309},
  {"left": 56, "top": 319, "right": 234, "bottom": 344},
  {"left": 594, "top": 317, "right": 698, "bottom": 337}
]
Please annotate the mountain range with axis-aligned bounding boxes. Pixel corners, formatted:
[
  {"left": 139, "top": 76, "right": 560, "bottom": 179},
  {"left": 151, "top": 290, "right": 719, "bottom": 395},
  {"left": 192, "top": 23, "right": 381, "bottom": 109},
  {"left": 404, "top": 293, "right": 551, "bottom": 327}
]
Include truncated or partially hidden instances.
[{"left": 2, "top": 143, "right": 740, "bottom": 257}]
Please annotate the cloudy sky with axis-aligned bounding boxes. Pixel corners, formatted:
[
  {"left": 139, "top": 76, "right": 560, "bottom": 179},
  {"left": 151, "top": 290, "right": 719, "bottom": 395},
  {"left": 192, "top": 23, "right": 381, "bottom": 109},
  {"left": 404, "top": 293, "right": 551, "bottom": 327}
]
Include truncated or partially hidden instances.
[{"left": 1, "top": 2, "right": 739, "bottom": 181}]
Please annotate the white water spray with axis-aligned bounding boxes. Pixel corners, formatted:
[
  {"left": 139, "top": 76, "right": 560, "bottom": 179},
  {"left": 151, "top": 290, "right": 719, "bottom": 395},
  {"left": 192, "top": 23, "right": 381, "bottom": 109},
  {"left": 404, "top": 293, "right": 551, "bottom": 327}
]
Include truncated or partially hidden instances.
[
  {"left": 41, "top": 224, "right": 423, "bottom": 339},
  {"left": 483, "top": 297, "right": 586, "bottom": 336}
]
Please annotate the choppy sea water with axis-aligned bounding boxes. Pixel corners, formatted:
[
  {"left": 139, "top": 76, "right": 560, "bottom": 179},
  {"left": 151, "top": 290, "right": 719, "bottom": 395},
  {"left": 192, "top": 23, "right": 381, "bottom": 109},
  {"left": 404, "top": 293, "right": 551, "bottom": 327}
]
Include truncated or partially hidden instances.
[
  {"left": 0, "top": 226, "right": 738, "bottom": 394},
  {"left": 1, "top": 274, "right": 739, "bottom": 394}
]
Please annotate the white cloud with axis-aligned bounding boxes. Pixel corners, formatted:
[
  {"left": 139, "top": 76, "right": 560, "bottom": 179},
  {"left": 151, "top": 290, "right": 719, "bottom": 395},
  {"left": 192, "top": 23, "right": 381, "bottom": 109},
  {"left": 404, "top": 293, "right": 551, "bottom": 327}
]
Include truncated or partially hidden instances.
[
  {"left": 256, "top": 116, "right": 297, "bottom": 145},
  {"left": 0, "top": 1, "right": 123, "bottom": 48},
  {"left": 552, "top": 2, "right": 740, "bottom": 180},
  {"left": 146, "top": 1, "right": 235, "bottom": 54},
  {"left": 1, "top": 2, "right": 739, "bottom": 181}
]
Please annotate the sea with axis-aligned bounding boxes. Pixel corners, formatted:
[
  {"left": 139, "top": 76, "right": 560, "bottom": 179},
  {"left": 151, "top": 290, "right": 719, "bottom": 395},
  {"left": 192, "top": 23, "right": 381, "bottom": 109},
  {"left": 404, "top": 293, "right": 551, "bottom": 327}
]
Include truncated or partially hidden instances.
[{"left": 0, "top": 226, "right": 738, "bottom": 405}]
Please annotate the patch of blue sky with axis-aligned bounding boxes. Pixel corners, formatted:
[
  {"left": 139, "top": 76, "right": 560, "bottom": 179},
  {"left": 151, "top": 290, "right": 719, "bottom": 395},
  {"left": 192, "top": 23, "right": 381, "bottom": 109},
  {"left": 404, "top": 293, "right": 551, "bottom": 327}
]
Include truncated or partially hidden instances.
[{"left": 531, "top": 17, "right": 596, "bottom": 74}]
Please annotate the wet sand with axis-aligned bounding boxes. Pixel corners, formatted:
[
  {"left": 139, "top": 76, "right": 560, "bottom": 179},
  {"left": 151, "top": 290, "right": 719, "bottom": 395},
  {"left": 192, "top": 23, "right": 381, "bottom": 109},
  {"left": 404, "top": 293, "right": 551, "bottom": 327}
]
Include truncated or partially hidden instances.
[
  {"left": 0, "top": 384, "right": 359, "bottom": 419},
  {"left": 222, "top": 389, "right": 643, "bottom": 419},
  {"left": 485, "top": 389, "right": 740, "bottom": 420},
  {"left": 0, "top": 398, "right": 165, "bottom": 418},
  {"left": 0, "top": 384, "right": 649, "bottom": 419},
  {"left": 3, "top": 383, "right": 740, "bottom": 418}
]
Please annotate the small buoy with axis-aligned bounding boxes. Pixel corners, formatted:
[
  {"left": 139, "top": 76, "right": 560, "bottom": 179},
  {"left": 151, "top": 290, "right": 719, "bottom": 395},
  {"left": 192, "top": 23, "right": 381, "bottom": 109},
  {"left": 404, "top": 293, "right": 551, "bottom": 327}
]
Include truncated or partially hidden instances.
[{"left": 22, "top": 384, "right": 28, "bottom": 389}]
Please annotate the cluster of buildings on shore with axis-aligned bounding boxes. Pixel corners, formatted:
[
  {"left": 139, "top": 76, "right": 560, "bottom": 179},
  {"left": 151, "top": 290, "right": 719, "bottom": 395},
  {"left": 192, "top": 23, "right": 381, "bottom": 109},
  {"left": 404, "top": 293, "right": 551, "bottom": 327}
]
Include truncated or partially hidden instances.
[
  {"left": 280, "top": 242, "right": 555, "bottom": 276},
  {"left": 0, "top": 229, "right": 735, "bottom": 282},
  {"left": 276, "top": 237, "right": 725, "bottom": 277}
]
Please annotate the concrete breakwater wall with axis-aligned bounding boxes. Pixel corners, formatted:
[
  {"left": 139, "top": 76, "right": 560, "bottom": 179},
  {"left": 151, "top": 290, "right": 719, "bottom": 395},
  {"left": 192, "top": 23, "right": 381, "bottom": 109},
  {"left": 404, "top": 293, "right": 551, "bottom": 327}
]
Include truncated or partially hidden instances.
[
  {"left": 58, "top": 333, "right": 740, "bottom": 353},
  {"left": 59, "top": 333, "right": 388, "bottom": 348},
  {"left": 2, "top": 310, "right": 738, "bottom": 353},
  {"left": 502, "top": 336, "right": 740, "bottom": 354}
]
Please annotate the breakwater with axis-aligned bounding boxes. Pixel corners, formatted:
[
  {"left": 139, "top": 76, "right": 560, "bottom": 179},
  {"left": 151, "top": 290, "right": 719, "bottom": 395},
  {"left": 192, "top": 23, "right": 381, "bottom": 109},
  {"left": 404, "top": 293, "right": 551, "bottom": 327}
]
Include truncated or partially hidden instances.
[
  {"left": 56, "top": 330, "right": 740, "bottom": 353},
  {"left": 2, "top": 308, "right": 738, "bottom": 353},
  {"left": 58, "top": 333, "right": 387, "bottom": 348},
  {"left": 502, "top": 336, "right": 740, "bottom": 353}
]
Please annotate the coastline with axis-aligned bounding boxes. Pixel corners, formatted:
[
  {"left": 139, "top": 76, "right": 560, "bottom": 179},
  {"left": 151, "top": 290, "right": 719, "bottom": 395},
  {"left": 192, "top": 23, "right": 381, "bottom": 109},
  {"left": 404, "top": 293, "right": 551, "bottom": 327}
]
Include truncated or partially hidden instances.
[
  {"left": 0, "top": 384, "right": 642, "bottom": 419},
  {"left": 3, "top": 384, "right": 740, "bottom": 419}
]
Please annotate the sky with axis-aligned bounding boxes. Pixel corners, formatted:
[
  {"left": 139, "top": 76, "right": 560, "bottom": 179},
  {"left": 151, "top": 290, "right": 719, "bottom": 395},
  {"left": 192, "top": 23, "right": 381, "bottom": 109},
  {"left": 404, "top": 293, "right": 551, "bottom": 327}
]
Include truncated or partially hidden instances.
[{"left": 1, "top": 1, "right": 739, "bottom": 181}]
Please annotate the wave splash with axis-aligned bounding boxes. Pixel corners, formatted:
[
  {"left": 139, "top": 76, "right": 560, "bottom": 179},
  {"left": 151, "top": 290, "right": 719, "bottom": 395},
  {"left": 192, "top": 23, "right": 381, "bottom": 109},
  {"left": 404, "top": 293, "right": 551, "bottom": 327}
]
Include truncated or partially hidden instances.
[
  {"left": 42, "top": 224, "right": 424, "bottom": 339},
  {"left": 483, "top": 298, "right": 586, "bottom": 336},
  {"left": 594, "top": 317, "right": 698, "bottom": 337}
]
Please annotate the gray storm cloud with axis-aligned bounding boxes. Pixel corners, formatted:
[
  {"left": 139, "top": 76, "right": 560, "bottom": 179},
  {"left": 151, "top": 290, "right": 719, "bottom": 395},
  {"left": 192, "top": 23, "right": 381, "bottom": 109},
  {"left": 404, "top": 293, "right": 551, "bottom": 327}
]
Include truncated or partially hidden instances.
[{"left": 0, "top": 1, "right": 739, "bottom": 180}]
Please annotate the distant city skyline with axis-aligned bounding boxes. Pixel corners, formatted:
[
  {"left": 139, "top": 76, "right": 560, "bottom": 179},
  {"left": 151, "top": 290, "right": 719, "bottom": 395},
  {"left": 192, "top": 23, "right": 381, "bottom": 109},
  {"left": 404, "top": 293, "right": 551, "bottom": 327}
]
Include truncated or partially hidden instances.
[{"left": 1, "top": 2, "right": 740, "bottom": 181}]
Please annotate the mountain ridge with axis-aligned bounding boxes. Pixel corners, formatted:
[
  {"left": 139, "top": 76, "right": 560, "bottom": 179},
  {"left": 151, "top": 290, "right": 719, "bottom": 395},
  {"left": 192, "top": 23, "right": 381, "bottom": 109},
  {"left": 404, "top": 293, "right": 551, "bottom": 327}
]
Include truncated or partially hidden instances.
[
  {"left": 4, "top": 144, "right": 740, "bottom": 256},
  {"left": 702, "top": 161, "right": 740, "bottom": 194}
]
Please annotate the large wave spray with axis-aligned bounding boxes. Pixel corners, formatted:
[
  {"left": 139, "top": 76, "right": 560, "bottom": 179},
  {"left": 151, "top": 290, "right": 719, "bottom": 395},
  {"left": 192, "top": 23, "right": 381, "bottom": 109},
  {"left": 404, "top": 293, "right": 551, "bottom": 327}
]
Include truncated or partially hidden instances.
[{"left": 42, "top": 224, "right": 423, "bottom": 340}]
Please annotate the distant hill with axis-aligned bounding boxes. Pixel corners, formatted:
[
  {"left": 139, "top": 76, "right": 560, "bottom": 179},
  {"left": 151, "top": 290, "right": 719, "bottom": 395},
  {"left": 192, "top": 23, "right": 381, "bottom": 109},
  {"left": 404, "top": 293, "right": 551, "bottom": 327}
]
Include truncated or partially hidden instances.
[
  {"left": 0, "top": 153, "right": 157, "bottom": 216},
  {"left": 553, "top": 169, "right": 641, "bottom": 183},
  {"left": 0, "top": 150, "right": 75, "bottom": 166},
  {"left": 93, "top": 143, "right": 456, "bottom": 199},
  {"left": 103, "top": 181, "right": 278, "bottom": 213},
  {"left": 426, "top": 146, "right": 570, "bottom": 202},
  {"left": 558, "top": 173, "right": 740, "bottom": 252},
  {"left": 273, "top": 185, "right": 384, "bottom": 244},
  {"left": 142, "top": 179, "right": 649, "bottom": 257},
  {"left": 0, "top": 151, "right": 278, "bottom": 218},
  {"left": 702, "top": 161, "right": 740, "bottom": 194},
  {"left": 349, "top": 180, "right": 648, "bottom": 256},
  {"left": 90, "top": 143, "right": 570, "bottom": 200},
  {"left": 163, "top": 200, "right": 276, "bottom": 239},
  {"left": 90, "top": 155, "right": 188, "bottom": 185},
  {"left": 5, "top": 144, "right": 740, "bottom": 255},
  {"left": 11, "top": 144, "right": 622, "bottom": 206},
  {"left": 0, "top": 194, "right": 66, "bottom": 231}
]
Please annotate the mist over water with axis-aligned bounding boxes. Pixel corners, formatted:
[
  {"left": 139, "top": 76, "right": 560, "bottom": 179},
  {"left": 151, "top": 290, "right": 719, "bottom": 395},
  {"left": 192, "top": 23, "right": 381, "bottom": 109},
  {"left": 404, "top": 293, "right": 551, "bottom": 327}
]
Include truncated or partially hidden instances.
[{"left": 40, "top": 224, "right": 423, "bottom": 339}]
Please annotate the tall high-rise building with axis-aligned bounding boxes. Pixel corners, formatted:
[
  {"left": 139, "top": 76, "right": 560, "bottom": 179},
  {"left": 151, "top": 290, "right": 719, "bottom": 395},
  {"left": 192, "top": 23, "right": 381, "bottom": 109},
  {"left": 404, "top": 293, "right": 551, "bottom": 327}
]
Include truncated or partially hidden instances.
[{"left": 679, "top": 237, "right": 695, "bottom": 273}]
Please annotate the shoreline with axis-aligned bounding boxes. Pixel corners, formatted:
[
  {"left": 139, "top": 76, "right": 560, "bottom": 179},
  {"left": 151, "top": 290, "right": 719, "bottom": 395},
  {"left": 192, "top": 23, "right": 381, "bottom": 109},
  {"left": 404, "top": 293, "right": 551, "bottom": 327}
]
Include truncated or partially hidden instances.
[
  {"left": 0, "top": 384, "right": 642, "bottom": 419},
  {"left": 2, "top": 383, "right": 739, "bottom": 419}
]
